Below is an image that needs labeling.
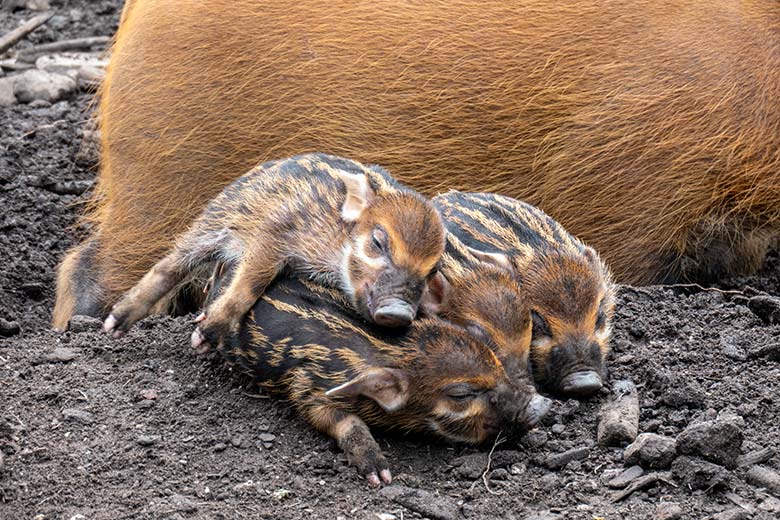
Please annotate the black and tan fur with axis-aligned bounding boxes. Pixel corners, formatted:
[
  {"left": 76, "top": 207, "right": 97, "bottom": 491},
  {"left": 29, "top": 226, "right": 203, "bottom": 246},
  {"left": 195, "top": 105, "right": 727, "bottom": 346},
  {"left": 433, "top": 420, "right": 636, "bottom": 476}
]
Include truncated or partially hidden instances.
[
  {"left": 432, "top": 192, "right": 615, "bottom": 397},
  {"left": 216, "top": 274, "right": 550, "bottom": 486},
  {"left": 103, "top": 153, "right": 445, "bottom": 349}
]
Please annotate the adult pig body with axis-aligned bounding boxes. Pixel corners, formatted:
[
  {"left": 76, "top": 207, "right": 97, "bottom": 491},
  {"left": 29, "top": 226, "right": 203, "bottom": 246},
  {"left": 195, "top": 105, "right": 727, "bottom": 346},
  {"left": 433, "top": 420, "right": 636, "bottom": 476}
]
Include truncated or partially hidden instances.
[{"left": 56, "top": 0, "right": 780, "bottom": 327}]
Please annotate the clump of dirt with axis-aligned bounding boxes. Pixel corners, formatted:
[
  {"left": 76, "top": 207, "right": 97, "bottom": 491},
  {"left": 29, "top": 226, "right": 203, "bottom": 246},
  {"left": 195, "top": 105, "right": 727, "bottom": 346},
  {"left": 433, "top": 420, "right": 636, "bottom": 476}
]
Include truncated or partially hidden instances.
[{"left": 2, "top": 2, "right": 780, "bottom": 519}]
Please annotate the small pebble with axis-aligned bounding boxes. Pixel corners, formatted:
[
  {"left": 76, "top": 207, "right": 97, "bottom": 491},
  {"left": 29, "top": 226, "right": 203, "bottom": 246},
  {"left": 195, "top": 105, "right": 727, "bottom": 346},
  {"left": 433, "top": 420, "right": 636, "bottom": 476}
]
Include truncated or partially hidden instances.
[
  {"left": 62, "top": 408, "right": 94, "bottom": 424},
  {"left": 259, "top": 433, "right": 276, "bottom": 443},
  {"left": 654, "top": 501, "right": 683, "bottom": 520},
  {"left": 0, "top": 318, "right": 21, "bottom": 337},
  {"left": 139, "top": 389, "right": 158, "bottom": 400},
  {"left": 624, "top": 433, "right": 677, "bottom": 469},
  {"left": 136, "top": 435, "right": 160, "bottom": 446},
  {"left": 68, "top": 315, "right": 103, "bottom": 332},
  {"left": 608, "top": 465, "right": 644, "bottom": 489},
  {"left": 490, "top": 468, "right": 509, "bottom": 481},
  {"left": 543, "top": 446, "right": 589, "bottom": 469},
  {"left": 746, "top": 465, "right": 780, "bottom": 496}
]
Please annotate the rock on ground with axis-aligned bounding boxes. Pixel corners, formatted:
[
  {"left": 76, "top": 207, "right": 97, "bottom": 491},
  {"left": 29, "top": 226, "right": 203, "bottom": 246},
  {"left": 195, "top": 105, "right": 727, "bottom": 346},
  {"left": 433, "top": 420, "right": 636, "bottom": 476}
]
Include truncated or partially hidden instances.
[
  {"left": 746, "top": 465, "right": 780, "bottom": 496},
  {"left": 380, "top": 485, "right": 461, "bottom": 520},
  {"left": 0, "top": 77, "right": 15, "bottom": 106},
  {"left": 597, "top": 380, "right": 639, "bottom": 446},
  {"left": 676, "top": 419, "right": 743, "bottom": 468},
  {"left": 670, "top": 456, "right": 730, "bottom": 491},
  {"left": 624, "top": 433, "right": 677, "bottom": 469},
  {"left": 654, "top": 502, "right": 683, "bottom": 520},
  {"left": 12, "top": 69, "right": 77, "bottom": 104}
]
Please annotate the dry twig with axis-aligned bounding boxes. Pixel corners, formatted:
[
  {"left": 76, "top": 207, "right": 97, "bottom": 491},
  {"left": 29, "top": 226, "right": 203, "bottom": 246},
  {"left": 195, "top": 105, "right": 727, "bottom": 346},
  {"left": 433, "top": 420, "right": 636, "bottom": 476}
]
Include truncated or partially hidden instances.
[{"left": 0, "top": 11, "right": 53, "bottom": 54}]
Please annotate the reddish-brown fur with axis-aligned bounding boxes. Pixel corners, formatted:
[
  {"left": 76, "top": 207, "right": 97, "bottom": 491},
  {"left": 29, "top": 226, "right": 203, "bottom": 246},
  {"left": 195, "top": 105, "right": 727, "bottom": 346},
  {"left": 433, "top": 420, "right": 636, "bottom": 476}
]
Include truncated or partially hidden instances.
[{"left": 53, "top": 0, "right": 780, "bottom": 327}]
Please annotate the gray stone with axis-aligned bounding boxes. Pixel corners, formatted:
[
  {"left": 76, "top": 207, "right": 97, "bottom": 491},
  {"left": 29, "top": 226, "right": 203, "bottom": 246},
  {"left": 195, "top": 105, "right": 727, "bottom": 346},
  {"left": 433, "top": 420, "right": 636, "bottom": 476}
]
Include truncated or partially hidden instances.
[
  {"left": 524, "top": 512, "right": 562, "bottom": 520},
  {"left": 676, "top": 419, "right": 743, "bottom": 468},
  {"left": 624, "top": 433, "right": 677, "bottom": 469},
  {"left": 0, "top": 318, "right": 21, "bottom": 337},
  {"left": 720, "top": 335, "right": 748, "bottom": 361},
  {"left": 136, "top": 435, "right": 160, "bottom": 446},
  {"left": 13, "top": 69, "right": 77, "bottom": 104},
  {"left": 379, "top": 485, "right": 460, "bottom": 520},
  {"left": 167, "top": 494, "right": 198, "bottom": 513},
  {"left": 711, "top": 509, "right": 751, "bottom": 520},
  {"left": 523, "top": 430, "right": 548, "bottom": 449},
  {"left": 451, "top": 453, "right": 487, "bottom": 479},
  {"left": 608, "top": 465, "right": 644, "bottom": 489},
  {"left": 68, "top": 315, "right": 103, "bottom": 332},
  {"left": 748, "top": 295, "right": 780, "bottom": 325},
  {"left": 489, "top": 468, "right": 509, "bottom": 481},
  {"left": 62, "top": 408, "right": 94, "bottom": 424},
  {"left": 0, "top": 78, "right": 15, "bottom": 107},
  {"left": 25, "top": 0, "right": 51, "bottom": 10},
  {"left": 655, "top": 502, "right": 683, "bottom": 520},
  {"left": 597, "top": 380, "right": 639, "bottom": 446},
  {"left": 258, "top": 433, "right": 276, "bottom": 443},
  {"left": 543, "top": 446, "right": 590, "bottom": 469},
  {"left": 671, "top": 456, "right": 729, "bottom": 490},
  {"left": 746, "top": 465, "right": 780, "bottom": 496},
  {"left": 37, "top": 347, "right": 78, "bottom": 364},
  {"left": 35, "top": 53, "right": 108, "bottom": 76}
]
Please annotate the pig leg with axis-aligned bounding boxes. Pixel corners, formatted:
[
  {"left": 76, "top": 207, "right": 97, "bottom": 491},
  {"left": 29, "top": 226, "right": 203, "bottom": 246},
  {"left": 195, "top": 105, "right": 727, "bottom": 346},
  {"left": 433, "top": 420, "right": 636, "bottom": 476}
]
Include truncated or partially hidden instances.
[
  {"left": 104, "top": 228, "right": 229, "bottom": 336},
  {"left": 52, "top": 237, "right": 107, "bottom": 330},
  {"left": 303, "top": 402, "right": 392, "bottom": 486},
  {"left": 191, "top": 250, "right": 281, "bottom": 352}
]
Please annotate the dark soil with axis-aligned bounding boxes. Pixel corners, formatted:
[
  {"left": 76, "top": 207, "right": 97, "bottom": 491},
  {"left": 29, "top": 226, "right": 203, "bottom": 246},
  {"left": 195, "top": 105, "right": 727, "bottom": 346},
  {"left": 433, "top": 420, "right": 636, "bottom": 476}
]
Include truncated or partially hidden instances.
[{"left": 2, "top": 2, "right": 780, "bottom": 519}]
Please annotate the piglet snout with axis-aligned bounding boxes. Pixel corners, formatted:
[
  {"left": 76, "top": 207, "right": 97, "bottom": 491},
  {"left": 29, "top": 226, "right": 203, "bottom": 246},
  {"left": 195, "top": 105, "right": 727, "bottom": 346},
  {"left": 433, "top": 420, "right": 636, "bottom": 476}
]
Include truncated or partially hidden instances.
[{"left": 373, "top": 298, "right": 415, "bottom": 327}]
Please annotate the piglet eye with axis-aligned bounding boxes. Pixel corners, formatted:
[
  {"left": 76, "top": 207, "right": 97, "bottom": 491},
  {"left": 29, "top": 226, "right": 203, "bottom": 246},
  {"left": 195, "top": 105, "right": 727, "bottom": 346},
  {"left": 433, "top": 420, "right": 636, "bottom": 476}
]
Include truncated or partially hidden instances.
[
  {"left": 531, "top": 311, "right": 552, "bottom": 338},
  {"left": 446, "top": 384, "right": 478, "bottom": 402},
  {"left": 372, "top": 227, "right": 387, "bottom": 252}
]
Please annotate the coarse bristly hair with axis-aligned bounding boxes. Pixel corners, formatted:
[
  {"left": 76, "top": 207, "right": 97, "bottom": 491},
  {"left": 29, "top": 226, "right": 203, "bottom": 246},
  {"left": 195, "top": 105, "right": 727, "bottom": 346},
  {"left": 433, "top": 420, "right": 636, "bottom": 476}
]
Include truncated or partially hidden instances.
[{"left": 57, "top": 0, "right": 780, "bottom": 328}]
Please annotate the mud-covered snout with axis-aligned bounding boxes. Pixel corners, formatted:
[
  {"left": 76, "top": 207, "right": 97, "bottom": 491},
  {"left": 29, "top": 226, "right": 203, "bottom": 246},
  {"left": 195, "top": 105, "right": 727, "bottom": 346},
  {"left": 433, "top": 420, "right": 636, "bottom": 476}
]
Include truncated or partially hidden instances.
[
  {"left": 493, "top": 383, "right": 552, "bottom": 437},
  {"left": 561, "top": 370, "right": 603, "bottom": 397},
  {"left": 538, "top": 339, "right": 605, "bottom": 398},
  {"left": 368, "top": 269, "right": 425, "bottom": 328},
  {"left": 523, "top": 394, "right": 553, "bottom": 428}
]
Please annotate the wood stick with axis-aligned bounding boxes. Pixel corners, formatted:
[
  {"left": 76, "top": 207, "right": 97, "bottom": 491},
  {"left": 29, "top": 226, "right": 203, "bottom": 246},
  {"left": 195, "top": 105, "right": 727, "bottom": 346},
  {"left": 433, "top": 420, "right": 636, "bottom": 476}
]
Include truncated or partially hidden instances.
[
  {"left": 17, "top": 36, "right": 110, "bottom": 57},
  {"left": 0, "top": 12, "right": 53, "bottom": 55}
]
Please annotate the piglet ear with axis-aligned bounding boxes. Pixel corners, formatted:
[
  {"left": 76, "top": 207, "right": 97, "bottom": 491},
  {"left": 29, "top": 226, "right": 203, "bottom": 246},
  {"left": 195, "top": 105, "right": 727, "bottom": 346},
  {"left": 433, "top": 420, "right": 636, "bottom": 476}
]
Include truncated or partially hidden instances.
[
  {"left": 325, "top": 367, "right": 410, "bottom": 412},
  {"left": 337, "top": 170, "right": 375, "bottom": 222},
  {"left": 420, "top": 271, "right": 451, "bottom": 316},
  {"left": 465, "top": 246, "right": 514, "bottom": 272}
]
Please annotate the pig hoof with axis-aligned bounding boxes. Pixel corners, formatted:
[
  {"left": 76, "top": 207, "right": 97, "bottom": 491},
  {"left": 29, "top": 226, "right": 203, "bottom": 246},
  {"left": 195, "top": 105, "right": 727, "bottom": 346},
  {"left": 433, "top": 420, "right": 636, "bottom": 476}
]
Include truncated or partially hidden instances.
[
  {"left": 103, "top": 314, "right": 117, "bottom": 333},
  {"left": 191, "top": 328, "right": 210, "bottom": 351},
  {"left": 367, "top": 472, "right": 381, "bottom": 487},
  {"left": 379, "top": 469, "right": 392, "bottom": 484},
  {"left": 194, "top": 312, "right": 206, "bottom": 323}
]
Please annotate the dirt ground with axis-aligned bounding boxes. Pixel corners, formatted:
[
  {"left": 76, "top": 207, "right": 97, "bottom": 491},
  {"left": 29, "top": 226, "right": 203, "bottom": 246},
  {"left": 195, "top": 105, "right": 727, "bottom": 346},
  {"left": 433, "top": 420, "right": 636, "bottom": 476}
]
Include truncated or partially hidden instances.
[{"left": 1, "top": 2, "right": 780, "bottom": 519}]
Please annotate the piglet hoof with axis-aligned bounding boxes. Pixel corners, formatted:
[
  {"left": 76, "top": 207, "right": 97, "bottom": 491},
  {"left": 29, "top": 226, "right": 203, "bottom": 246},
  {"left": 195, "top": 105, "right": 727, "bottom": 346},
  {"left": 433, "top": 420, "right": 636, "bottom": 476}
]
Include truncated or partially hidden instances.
[
  {"left": 380, "top": 469, "right": 392, "bottom": 484},
  {"left": 191, "top": 328, "right": 211, "bottom": 353},
  {"left": 367, "top": 472, "right": 381, "bottom": 487},
  {"left": 193, "top": 312, "right": 206, "bottom": 323},
  {"left": 103, "top": 314, "right": 117, "bottom": 334},
  {"left": 366, "top": 468, "right": 392, "bottom": 487},
  {"left": 103, "top": 314, "right": 125, "bottom": 338},
  {"left": 345, "top": 437, "right": 392, "bottom": 487}
]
